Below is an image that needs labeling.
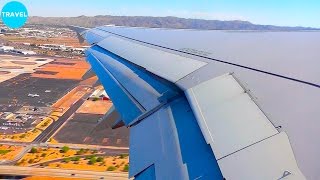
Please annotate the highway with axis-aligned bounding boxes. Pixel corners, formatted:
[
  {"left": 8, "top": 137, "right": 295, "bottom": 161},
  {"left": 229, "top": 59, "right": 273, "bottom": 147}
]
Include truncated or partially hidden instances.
[{"left": 0, "top": 166, "right": 129, "bottom": 179}]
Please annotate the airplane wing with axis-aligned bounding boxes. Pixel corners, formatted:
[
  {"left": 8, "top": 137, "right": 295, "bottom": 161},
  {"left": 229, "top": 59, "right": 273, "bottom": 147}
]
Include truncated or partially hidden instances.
[{"left": 80, "top": 26, "right": 320, "bottom": 180}]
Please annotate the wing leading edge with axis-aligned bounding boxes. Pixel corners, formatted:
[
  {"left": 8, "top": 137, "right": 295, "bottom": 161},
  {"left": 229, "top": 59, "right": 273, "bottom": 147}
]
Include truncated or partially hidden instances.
[{"left": 81, "top": 26, "right": 306, "bottom": 180}]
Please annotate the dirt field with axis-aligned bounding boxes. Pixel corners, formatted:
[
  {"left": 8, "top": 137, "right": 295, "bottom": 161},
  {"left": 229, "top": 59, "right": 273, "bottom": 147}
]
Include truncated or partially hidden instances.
[
  {"left": 0, "top": 71, "right": 10, "bottom": 75},
  {"left": 2, "top": 36, "right": 87, "bottom": 48},
  {"left": 79, "top": 76, "right": 98, "bottom": 86},
  {"left": 0, "top": 128, "right": 42, "bottom": 142},
  {"left": 77, "top": 100, "right": 113, "bottom": 115},
  {"left": 51, "top": 86, "right": 91, "bottom": 116},
  {"left": 0, "top": 144, "right": 24, "bottom": 160},
  {"left": 23, "top": 176, "right": 83, "bottom": 180},
  {"left": 17, "top": 147, "right": 102, "bottom": 166},
  {"left": 47, "top": 155, "right": 129, "bottom": 172},
  {"left": 0, "top": 55, "right": 54, "bottom": 83},
  {"left": 31, "top": 59, "right": 90, "bottom": 80}
]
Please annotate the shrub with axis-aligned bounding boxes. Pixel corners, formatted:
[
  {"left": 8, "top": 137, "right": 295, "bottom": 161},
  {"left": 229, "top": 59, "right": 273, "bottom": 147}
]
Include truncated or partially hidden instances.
[
  {"left": 92, "top": 97, "right": 99, "bottom": 101},
  {"left": 119, "top": 154, "right": 128, "bottom": 159},
  {"left": 96, "top": 157, "right": 104, "bottom": 162},
  {"left": 107, "top": 166, "right": 116, "bottom": 171},
  {"left": 85, "top": 155, "right": 96, "bottom": 160},
  {"left": 60, "top": 146, "right": 70, "bottom": 153},
  {"left": 42, "top": 162, "right": 49, "bottom": 166},
  {"left": 63, "top": 158, "right": 71, "bottom": 163},
  {"left": 28, "top": 159, "right": 34, "bottom": 164},
  {"left": 123, "top": 164, "right": 129, "bottom": 172},
  {"left": 88, "top": 157, "right": 97, "bottom": 165},
  {"left": 71, "top": 156, "right": 80, "bottom": 161},
  {"left": 76, "top": 148, "right": 85, "bottom": 155},
  {"left": 30, "top": 147, "right": 38, "bottom": 153},
  {"left": 0, "top": 150, "right": 11, "bottom": 154},
  {"left": 41, "top": 153, "right": 47, "bottom": 157},
  {"left": 19, "top": 134, "right": 26, "bottom": 138}
]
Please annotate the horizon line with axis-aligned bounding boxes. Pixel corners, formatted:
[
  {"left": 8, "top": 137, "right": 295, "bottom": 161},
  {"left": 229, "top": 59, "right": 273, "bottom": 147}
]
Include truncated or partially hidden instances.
[{"left": 27, "top": 15, "right": 319, "bottom": 29}]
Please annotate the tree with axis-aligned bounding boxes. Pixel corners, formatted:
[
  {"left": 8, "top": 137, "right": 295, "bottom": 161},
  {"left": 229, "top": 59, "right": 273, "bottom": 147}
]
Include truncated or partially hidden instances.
[
  {"left": 30, "top": 147, "right": 38, "bottom": 153},
  {"left": 60, "top": 146, "right": 70, "bottom": 153},
  {"left": 41, "top": 153, "right": 47, "bottom": 157}
]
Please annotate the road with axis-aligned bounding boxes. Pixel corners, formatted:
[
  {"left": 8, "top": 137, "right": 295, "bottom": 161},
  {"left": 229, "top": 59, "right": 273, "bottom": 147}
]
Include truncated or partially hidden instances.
[{"left": 0, "top": 166, "right": 129, "bottom": 179}]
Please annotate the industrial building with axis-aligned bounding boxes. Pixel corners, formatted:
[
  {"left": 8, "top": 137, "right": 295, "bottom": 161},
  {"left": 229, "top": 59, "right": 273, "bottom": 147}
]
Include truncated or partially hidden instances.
[
  {"left": 12, "top": 49, "right": 37, "bottom": 55},
  {"left": 0, "top": 46, "right": 14, "bottom": 52}
]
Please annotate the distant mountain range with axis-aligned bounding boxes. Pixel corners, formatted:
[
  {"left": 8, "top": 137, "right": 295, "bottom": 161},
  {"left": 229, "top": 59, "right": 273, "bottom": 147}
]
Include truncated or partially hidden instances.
[{"left": 28, "top": 15, "right": 319, "bottom": 31}]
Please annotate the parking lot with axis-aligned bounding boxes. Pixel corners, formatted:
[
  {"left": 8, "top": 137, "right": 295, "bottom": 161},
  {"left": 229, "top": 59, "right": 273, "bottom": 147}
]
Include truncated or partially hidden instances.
[
  {"left": 0, "top": 74, "right": 80, "bottom": 112},
  {"left": 0, "top": 73, "right": 80, "bottom": 135}
]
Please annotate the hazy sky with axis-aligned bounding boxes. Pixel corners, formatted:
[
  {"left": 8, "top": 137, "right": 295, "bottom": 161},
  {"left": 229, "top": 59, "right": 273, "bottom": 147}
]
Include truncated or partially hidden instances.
[{"left": 1, "top": 0, "right": 319, "bottom": 27}]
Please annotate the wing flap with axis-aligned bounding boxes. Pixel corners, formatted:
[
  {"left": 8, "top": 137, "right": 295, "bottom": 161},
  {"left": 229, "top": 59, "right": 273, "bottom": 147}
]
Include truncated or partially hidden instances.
[
  {"left": 218, "top": 132, "right": 305, "bottom": 180},
  {"left": 96, "top": 35, "right": 207, "bottom": 82},
  {"left": 86, "top": 51, "right": 144, "bottom": 125},
  {"left": 87, "top": 45, "right": 181, "bottom": 112},
  {"left": 186, "top": 73, "right": 278, "bottom": 159}
]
